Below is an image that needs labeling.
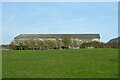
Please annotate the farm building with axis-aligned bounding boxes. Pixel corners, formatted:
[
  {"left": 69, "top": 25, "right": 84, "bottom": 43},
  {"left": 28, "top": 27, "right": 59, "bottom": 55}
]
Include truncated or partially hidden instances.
[
  {"left": 14, "top": 34, "right": 100, "bottom": 42},
  {"left": 14, "top": 34, "right": 100, "bottom": 41},
  {"left": 13, "top": 34, "right": 100, "bottom": 49}
]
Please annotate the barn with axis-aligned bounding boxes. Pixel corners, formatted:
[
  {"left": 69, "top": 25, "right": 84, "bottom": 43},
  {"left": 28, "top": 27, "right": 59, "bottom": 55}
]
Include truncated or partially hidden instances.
[
  {"left": 11, "top": 34, "right": 100, "bottom": 50},
  {"left": 15, "top": 34, "right": 100, "bottom": 41}
]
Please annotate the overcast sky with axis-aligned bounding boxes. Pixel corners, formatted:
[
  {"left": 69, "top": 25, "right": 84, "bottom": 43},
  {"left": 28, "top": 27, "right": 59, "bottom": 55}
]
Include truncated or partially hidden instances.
[{"left": 2, "top": 2, "right": 118, "bottom": 44}]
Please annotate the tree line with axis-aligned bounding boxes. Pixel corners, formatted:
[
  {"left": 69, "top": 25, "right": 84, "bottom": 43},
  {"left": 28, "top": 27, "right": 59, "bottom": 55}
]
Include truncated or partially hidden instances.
[
  {"left": 80, "top": 41, "right": 119, "bottom": 49},
  {"left": 9, "top": 38, "right": 77, "bottom": 50},
  {"left": 2, "top": 38, "right": 119, "bottom": 50}
]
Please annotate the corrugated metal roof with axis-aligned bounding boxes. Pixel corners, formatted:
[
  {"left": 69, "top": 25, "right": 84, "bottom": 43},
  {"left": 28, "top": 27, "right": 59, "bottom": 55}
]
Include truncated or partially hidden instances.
[{"left": 14, "top": 34, "right": 100, "bottom": 39}]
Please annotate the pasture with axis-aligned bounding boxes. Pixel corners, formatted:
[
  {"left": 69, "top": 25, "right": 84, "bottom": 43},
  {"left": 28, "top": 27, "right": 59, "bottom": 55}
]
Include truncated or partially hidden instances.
[{"left": 2, "top": 48, "right": 118, "bottom": 78}]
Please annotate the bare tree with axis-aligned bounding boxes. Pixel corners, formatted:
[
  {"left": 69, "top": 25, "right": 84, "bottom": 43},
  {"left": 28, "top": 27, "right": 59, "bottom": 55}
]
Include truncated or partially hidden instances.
[
  {"left": 56, "top": 38, "right": 62, "bottom": 49},
  {"left": 44, "top": 40, "right": 49, "bottom": 49},
  {"left": 23, "top": 40, "right": 29, "bottom": 50},
  {"left": 29, "top": 39, "right": 35, "bottom": 50},
  {"left": 71, "top": 40, "right": 78, "bottom": 48},
  {"left": 36, "top": 40, "right": 44, "bottom": 49},
  {"left": 9, "top": 40, "right": 16, "bottom": 50},
  {"left": 62, "top": 37, "right": 71, "bottom": 49},
  {"left": 48, "top": 40, "right": 55, "bottom": 49}
]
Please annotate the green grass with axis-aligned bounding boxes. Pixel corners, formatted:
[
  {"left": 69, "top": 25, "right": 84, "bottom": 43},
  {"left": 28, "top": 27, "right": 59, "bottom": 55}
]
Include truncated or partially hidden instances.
[{"left": 2, "top": 48, "right": 118, "bottom": 78}]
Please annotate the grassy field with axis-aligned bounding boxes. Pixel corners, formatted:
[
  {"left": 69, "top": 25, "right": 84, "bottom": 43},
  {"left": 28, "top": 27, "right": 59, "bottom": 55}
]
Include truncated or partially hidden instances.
[{"left": 2, "top": 48, "right": 118, "bottom": 78}]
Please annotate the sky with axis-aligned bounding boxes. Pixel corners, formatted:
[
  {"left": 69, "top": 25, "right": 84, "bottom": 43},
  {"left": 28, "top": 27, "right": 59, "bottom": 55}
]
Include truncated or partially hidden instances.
[{"left": 2, "top": 2, "right": 118, "bottom": 44}]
